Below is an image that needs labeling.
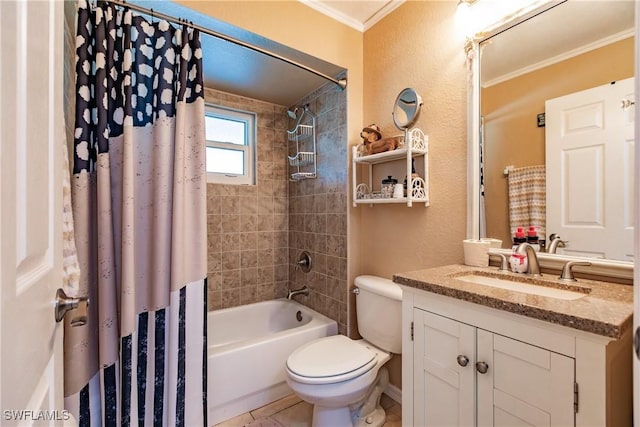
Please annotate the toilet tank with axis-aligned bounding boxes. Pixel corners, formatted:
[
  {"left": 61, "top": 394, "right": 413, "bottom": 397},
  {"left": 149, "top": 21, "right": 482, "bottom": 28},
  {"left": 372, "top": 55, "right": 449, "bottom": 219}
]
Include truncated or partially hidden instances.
[{"left": 355, "top": 275, "right": 403, "bottom": 354}]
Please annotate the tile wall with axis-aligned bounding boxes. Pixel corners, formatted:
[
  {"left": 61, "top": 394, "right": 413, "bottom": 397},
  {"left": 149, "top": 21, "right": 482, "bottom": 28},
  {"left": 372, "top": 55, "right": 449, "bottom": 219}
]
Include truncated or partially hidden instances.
[
  {"left": 205, "top": 82, "right": 348, "bottom": 336},
  {"left": 205, "top": 88, "right": 290, "bottom": 310},
  {"left": 287, "top": 82, "right": 349, "bottom": 335}
]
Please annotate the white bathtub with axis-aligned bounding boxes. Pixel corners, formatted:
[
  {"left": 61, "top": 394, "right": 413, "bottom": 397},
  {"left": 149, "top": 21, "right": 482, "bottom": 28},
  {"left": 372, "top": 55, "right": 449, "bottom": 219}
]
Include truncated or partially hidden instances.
[{"left": 208, "top": 298, "right": 338, "bottom": 425}]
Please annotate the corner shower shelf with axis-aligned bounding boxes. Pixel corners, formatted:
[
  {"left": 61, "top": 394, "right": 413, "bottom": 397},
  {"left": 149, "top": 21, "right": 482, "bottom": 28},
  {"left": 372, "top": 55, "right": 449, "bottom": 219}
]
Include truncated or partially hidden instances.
[
  {"left": 288, "top": 151, "right": 315, "bottom": 167},
  {"left": 352, "top": 128, "right": 429, "bottom": 207},
  {"left": 288, "top": 108, "right": 317, "bottom": 181}
]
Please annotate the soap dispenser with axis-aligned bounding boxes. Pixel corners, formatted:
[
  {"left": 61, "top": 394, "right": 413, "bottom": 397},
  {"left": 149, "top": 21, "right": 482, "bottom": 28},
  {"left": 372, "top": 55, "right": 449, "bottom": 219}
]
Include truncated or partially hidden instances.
[
  {"left": 510, "top": 227, "right": 528, "bottom": 273},
  {"left": 511, "top": 227, "right": 526, "bottom": 250},
  {"left": 526, "top": 226, "right": 540, "bottom": 252}
]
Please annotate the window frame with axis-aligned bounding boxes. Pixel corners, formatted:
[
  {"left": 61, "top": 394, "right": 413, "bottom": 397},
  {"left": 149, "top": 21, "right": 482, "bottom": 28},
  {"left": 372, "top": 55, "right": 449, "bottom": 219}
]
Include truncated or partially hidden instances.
[{"left": 204, "top": 103, "right": 256, "bottom": 185}]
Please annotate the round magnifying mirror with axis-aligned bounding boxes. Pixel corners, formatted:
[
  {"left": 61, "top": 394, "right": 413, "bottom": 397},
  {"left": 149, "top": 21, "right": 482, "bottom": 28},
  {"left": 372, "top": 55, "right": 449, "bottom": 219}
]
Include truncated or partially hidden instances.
[{"left": 392, "top": 88, "right": 423, "bottom": 130}]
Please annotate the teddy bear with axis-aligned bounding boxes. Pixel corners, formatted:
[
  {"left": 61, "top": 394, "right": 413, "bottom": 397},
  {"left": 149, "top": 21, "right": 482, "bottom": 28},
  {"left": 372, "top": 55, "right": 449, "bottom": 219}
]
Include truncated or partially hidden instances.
[{"left": 359, "top": 124, "right": 400, "bottom": 155}]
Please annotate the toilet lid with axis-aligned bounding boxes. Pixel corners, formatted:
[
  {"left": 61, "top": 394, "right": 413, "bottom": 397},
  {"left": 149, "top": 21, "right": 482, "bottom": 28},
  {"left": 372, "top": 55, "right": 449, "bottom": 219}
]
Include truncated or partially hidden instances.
[{"left": 286, "top": 335, "right": 376, "bottom": 380}]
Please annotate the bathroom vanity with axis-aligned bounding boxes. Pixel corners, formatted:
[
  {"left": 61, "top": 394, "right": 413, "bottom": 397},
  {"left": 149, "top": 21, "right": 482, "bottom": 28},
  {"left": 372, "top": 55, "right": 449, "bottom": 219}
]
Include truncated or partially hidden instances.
[{"left": 394, "top": 265, "right": 633, "bottom": 427}]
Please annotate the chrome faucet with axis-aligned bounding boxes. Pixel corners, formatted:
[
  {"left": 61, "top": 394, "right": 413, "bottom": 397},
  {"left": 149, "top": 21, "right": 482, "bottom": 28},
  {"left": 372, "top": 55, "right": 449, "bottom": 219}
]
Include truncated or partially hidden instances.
[
  {"left": 287, "top": 286, "right": 309, "bottom": 300},
  {"left": 515, "top": 243, "right": 542, "bottom": 277},
  {"left": 547, "top": 234, "right": 567, "bottom": 254}
]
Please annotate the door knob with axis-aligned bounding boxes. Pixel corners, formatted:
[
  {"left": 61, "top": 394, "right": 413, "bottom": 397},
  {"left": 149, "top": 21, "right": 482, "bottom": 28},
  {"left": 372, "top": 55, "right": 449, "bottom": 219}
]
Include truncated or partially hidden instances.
[
  {"left": 634, "top": 326, "right": 640, "bottom": 360},
  {"left": 476, "top": 361, "right": 489, "bottom": 374},
  {"left": 54, "top": 288, "right": 89, "bottom": 326},
  {"left": 457, "top": 355, "right": 469, "bottom": 367}
]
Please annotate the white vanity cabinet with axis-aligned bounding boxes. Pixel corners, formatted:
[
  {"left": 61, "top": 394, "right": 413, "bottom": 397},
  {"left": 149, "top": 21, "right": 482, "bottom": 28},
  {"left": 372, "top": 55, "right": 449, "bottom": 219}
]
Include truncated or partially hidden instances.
[
  {"left": 401, "top": 287, "right": 632, "bottom": 427},
  {"left": 413, "top": 308, "right": 574, "bottom": 426}
]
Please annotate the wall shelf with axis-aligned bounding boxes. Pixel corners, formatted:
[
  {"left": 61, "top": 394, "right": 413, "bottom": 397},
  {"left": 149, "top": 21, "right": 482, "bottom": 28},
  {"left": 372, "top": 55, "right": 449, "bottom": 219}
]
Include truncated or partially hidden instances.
[{"left": 352, "top": 128, "right": 429, "bottom": 207}]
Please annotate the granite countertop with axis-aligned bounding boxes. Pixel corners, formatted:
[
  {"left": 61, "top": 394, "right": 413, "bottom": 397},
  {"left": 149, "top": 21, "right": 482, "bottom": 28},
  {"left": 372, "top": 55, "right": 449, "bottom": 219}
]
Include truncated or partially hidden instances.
[{"left": 393, "top": 264, "right": 634, "bottom": 339}]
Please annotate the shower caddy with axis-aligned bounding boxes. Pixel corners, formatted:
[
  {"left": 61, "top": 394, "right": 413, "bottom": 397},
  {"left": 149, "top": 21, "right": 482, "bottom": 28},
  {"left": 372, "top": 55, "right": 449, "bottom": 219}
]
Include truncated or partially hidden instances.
[{"left": 287, "top": 105, "right": 317, "bottom": 181}]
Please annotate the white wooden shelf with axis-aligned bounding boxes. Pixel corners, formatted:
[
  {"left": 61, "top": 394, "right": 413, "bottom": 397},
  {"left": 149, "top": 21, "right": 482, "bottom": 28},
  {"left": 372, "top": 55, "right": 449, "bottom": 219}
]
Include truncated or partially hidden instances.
[{"left": 352, "top": 128, "right": 430, "bottom": 208}]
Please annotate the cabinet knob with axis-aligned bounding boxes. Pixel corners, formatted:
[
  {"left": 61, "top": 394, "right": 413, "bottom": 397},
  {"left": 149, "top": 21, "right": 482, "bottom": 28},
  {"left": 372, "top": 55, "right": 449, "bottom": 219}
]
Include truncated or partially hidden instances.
[
  {"left": 456, "top": 355, "right": 469, "bottom": 367},
  {"left": 475, "top": 361, "right": 489, "bottom": 374}
]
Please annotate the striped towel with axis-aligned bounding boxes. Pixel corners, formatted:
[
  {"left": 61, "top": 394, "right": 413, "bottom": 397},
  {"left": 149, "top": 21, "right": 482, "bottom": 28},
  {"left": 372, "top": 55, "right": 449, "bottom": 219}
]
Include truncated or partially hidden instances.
[{"left": 508, "top": 165, "right": 546, "bottom": 237}]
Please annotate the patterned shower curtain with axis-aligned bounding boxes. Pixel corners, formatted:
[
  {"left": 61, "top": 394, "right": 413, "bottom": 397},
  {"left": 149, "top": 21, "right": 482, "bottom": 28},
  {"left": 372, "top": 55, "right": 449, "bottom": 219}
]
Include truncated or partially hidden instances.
[{"left": 66, "top": 1, "right": 207, "bottom": 425}]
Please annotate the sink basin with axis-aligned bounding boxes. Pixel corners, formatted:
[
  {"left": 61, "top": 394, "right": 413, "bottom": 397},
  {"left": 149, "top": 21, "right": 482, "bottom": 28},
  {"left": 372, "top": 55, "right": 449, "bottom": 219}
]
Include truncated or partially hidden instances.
[{"left": 456, "top": 274, "right": 589, "bottom": 300}]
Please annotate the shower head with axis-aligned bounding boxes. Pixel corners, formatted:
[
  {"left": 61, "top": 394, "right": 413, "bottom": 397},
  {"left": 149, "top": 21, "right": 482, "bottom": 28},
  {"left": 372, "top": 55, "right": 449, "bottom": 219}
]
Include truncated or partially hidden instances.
[
  {"left": 287, "top": 107, "right": 301, "bottom": 119},
  {"left": 287, "top": 104, "right": 309, "bottom": 120}
]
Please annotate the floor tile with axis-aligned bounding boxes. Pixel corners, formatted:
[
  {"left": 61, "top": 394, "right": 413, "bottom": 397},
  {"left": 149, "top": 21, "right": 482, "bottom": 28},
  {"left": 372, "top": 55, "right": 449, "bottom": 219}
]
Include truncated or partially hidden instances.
[
  {"left": 214, "top": 393, "right": 401, "bottom": 427},
  {"left": 271, "top": 401, "right": 313, "bottom": 427},
  {"left": 251, "top": 394, "right": 303, "bottom": 420},
  {"left": 214, "top": 412, "right": 254, "bottom": 427}
]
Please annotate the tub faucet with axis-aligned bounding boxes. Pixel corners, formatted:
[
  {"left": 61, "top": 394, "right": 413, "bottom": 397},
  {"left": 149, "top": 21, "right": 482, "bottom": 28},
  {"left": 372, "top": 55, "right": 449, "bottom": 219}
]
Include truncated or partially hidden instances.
[
  {"left": 515, "top": 243, "right": 542, "bottom": 277},
  {"left": 287, "top": 286, "right": 309, "bottom": 300}
]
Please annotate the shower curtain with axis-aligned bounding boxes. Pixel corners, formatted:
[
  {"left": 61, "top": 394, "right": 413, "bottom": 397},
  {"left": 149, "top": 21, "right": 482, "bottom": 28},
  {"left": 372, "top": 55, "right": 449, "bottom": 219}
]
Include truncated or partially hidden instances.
[{"left": 66, "top": 1, "right": 207, "bottom": 425}]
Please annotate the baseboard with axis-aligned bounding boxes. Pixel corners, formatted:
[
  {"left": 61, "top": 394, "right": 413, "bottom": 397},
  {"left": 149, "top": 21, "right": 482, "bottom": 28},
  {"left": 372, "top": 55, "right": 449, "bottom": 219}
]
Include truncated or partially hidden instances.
[{"left": 383, "top": 384, "right": 402, "bottom": 404}]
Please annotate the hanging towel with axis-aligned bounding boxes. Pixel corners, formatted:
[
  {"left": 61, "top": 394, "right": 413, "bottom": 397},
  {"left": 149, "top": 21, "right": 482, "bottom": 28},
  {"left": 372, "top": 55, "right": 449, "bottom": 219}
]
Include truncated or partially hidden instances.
[
  {"left": 62, "top": 139, "right": 80, "bottom": 296},
  {"left": 508, "top": 165, "right": 546, "bottom": 237}
]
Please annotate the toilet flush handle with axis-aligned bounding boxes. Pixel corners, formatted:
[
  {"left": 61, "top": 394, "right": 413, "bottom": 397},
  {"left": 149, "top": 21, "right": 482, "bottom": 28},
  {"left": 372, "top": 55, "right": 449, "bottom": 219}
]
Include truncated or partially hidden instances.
[{"left": 351, "top": 287, "right": 360, "bottom": 295}]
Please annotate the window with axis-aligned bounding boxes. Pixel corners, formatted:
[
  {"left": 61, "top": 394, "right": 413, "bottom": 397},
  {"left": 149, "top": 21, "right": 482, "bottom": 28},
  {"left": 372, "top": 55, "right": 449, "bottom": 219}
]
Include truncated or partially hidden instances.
[{"left": 205, "top": 104, "right": 256, "bottom": 185}]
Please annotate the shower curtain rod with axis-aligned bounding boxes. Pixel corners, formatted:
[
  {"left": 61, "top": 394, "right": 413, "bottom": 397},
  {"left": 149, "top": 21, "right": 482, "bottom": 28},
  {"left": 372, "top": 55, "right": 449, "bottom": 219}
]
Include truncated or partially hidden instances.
[{"left": 105, "top": 0, "right": 348, "bottom": 91}]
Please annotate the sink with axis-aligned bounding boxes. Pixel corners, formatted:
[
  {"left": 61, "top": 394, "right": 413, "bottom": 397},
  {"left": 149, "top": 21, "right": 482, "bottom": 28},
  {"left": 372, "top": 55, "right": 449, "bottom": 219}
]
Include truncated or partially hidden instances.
[{"left": 455, "top": 274, "right": 589, "bottom": 300}]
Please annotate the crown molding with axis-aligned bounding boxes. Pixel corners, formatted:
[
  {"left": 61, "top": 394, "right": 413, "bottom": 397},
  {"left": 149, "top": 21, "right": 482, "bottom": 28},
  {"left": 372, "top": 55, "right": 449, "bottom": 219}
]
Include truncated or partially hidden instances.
[
  {"left": 299, "top": 0, "right": 405, "bottom": 32},
  {"left": 483, "top": 29, "right": 634, "bottom": 88}
]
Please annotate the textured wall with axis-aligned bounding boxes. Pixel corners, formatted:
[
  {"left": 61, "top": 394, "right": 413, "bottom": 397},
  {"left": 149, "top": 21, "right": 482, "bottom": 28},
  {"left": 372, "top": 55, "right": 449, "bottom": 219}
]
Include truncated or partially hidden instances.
[
  {"left": 359, "top": 0, "right": 469, "bottom": 389},
  {"left": 205, "top": 88, "right": 290, "bottom": 310},
  {"left": 359, "top": 1, "right": 468, "bottom": 279}
]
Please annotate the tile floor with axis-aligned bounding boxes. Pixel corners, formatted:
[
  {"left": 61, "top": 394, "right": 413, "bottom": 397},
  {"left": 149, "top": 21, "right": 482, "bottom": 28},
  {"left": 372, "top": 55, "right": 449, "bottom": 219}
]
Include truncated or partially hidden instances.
[{"left": 214, "top": 393, "right": 401, "bottom": 427}]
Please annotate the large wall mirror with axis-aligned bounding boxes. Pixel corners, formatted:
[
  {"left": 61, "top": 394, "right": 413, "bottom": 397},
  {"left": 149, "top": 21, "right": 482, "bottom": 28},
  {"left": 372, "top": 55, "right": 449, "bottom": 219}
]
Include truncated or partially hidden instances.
[{"left": 467, "top": 0, "right": 635, "bottom": 277}]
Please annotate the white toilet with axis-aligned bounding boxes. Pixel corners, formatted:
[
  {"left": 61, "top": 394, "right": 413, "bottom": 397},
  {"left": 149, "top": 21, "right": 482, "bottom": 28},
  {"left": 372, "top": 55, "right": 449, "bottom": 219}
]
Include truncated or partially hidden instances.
[{"left": 285, "top": 275, "right": 402, "bottom": 427}]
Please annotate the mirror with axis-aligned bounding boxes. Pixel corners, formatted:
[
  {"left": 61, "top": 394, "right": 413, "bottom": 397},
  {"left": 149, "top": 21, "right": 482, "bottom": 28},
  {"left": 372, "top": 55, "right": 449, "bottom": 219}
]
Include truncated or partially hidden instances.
[
  {"left": 468, "top": 0, "right": 635, "bottom": 274},
  {"left": 393, "top": 87, "right": 423, "bottom": 131}
]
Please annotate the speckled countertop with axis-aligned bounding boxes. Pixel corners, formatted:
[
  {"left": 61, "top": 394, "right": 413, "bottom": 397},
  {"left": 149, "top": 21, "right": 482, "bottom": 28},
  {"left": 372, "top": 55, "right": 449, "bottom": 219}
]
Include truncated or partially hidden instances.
[{"left": 393, "top": 264, "right": 634, "bottom": 339}]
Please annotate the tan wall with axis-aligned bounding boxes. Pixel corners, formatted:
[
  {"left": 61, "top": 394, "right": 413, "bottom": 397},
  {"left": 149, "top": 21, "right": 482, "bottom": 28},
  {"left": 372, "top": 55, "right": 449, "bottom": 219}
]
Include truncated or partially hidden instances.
[
  {"left": 361, "top": 1, "right": 469, "bottom": 388},
  {"left": 482, "top": 38, "right": 634, "bottom": 247}
]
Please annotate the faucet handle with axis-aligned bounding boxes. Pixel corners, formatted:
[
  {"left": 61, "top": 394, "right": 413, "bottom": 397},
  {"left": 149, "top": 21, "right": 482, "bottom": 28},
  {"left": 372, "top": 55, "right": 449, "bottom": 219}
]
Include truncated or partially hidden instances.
[
  {"left": 559, "top": 261, "right": 591, "bottom": 282},
  {"left": 488, "top": 251, "right": 509, "bottom": 272}
]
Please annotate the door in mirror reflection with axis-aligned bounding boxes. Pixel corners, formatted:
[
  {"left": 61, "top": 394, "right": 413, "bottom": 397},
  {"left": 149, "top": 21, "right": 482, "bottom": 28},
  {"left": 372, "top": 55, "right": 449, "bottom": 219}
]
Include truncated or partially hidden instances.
[{"left": 546, "top": 78, "right": 634, "bottom": 261}]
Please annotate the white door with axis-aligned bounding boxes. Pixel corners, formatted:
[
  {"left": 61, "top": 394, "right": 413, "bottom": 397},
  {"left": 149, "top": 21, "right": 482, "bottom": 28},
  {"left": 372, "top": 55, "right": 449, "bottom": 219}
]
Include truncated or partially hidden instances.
[
  {"left": 546, "top": 78, "right": 634, "bottom": 261},
  {"left": 414, "top": 309, "right": 475, "bottom": 427},
  {"left": 0, "top": 1, "right": 66, "bottom": 425},
  {"left": 476, "top": 331, "right": 575, "bottom": 427}
]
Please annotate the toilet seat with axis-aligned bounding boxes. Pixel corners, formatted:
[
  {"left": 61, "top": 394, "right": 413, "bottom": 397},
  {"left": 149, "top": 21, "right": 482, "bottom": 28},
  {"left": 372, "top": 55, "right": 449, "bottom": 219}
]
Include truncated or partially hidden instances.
[{"left": 286, "top": 335, "right": 378, "bottom": 385}]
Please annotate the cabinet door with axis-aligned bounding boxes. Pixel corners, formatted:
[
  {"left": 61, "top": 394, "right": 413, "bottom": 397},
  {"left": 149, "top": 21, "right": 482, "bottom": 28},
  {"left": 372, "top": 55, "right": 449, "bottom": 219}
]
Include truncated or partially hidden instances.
[
  {"left": 414, "top": 309, "right": 475, "bottom": 426},
  {"left": 476, "top": 330, "right": 575, "bottom": 426}
]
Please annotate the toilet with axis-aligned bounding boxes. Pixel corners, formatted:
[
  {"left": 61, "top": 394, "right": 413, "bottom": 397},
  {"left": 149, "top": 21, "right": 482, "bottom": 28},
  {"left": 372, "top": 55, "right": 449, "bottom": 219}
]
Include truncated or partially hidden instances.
[{"left": 285, "top": 275, "right": 402, "bottom": 427}]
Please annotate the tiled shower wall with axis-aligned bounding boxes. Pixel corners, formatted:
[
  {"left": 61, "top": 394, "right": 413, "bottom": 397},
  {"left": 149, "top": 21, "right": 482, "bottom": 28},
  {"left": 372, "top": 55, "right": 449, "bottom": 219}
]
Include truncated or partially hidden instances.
[
  {"left": 205, "top": 82, "right": 348, "bottom": 336},
  {"left": 288, "top": 82, "right": 348, "bottom": 335},
  {"left": 205, "top": 88, "right": 290, "bottom": 310}
]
